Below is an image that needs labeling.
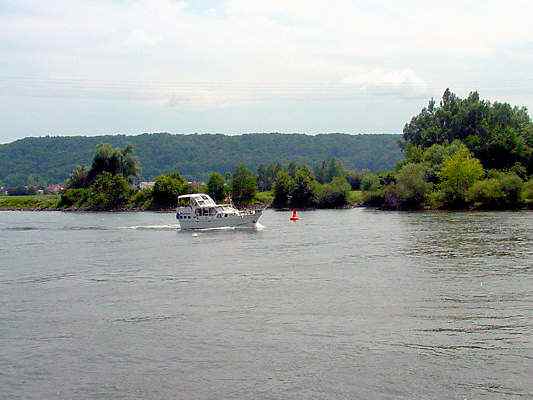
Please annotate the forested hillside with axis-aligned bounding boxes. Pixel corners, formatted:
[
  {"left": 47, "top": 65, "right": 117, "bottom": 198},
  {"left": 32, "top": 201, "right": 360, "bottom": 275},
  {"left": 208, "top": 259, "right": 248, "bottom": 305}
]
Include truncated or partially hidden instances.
[{"left": 0, "top": 133, "right": 402, "bottom": 186}]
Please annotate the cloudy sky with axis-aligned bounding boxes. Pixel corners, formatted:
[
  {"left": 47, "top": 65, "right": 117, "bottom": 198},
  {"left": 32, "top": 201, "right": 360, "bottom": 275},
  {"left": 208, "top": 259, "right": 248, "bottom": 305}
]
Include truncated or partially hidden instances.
[{"left": 1, "top": 0, "right": 532, "bottom": 143}]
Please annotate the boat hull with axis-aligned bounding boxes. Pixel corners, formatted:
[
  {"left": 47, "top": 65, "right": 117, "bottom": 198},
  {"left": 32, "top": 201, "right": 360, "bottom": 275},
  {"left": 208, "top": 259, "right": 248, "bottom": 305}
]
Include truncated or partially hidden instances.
[{"left": 178, "top": 210, "right": 262, "bottom": 230}]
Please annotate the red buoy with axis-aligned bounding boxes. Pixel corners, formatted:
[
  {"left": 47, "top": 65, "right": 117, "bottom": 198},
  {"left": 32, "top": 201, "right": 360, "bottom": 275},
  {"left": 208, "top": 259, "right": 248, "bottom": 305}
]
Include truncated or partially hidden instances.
[{"left": 289, "top": 209, "right": 300, "bottom": 221}]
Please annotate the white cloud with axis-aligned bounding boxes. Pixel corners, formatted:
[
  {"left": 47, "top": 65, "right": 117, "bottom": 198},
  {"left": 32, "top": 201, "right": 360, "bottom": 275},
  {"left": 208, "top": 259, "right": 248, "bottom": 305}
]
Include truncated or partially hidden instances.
[{"left": 0, "top": 0, "right": 532, "bottom": 138}]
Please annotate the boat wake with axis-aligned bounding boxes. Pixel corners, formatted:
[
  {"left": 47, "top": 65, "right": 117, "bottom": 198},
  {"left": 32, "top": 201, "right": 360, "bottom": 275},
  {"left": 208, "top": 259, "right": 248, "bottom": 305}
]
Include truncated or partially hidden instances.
[{"left": 119, "top": 224, "right": 179, "bottom": 231}]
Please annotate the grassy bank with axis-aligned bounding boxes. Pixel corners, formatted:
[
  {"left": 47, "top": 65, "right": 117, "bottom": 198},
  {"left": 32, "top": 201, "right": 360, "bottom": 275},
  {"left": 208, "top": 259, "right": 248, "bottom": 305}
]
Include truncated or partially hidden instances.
[
  {"left": 0, "top": 195, "right": 60, "bottom": 210},
  {"left": 347, "top": 190, "right": 363, "bottom": 206}
]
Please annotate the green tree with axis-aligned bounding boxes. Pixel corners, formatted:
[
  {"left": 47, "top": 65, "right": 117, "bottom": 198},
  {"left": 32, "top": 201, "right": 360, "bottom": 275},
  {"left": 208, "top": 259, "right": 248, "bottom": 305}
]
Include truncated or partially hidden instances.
[
  {"left": 346, "top": 170, "right": 363, "bottom": 190},
  {"left": 207, "top": 172, "right": 226, "bottom": 202},
  {"left": 439, "top": 148, "right": 484, "bottom": 207},
  {"left": 257, "top": 163, "right": 281, "bottom": 191},
  {"left": 66, "top": 165, "right": 88, "bottom": 189},
  {"left": 87, "top": 144, "right": 140, "bottom": 183},
  {"left": 314, "top": 159, "right": 346, "bottom": 183},
  {"left": 272, "top": 169, "right": 294, "bottom": 209},
  {"left": 231, "top": 164, "right": 257, "bottom": 206},
  {"left": 467, "top": 178, "right": 505, "bottom": 209},
  {"left": 87, "top": 172, "right": 131, "bottom": 210},
  {"left": 360, "top": 173, "right": 381, "bottom": 191},
  {"left": 403, "top": 89, "right": 533, "bottom": 171},
  {"left": 290, "top": 166, "right": 317, "bottom": 208},
  {"left": 394, "top": 163, "right": 431, "bottom": 209},
  {"left": 151, "top": 172, "right": 188, "bottom": 209},
  {"left": 318, "top": 176, "right": 351, "bottom": 208},
  {"left": 521, "top": 179, "right": 533, "bottom": 208}
]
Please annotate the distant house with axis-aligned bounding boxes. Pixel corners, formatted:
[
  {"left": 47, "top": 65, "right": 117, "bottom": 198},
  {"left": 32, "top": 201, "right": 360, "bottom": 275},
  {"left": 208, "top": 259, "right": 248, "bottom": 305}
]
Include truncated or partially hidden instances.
[
  {"left": 46, "top": 184, "right": 65, "bottom": 193},
  {"left": 139, "top": 181, "right": 155, "bottom": 190},
  {"left": 188, "top": 181, "right": 203, "bottom": 192}
]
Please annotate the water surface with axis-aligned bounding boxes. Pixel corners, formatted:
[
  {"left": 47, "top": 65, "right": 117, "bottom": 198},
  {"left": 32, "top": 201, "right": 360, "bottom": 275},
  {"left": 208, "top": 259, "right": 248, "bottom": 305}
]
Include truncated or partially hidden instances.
[{"left": 1, "top": 210, "right": 532, "bottom": 399}]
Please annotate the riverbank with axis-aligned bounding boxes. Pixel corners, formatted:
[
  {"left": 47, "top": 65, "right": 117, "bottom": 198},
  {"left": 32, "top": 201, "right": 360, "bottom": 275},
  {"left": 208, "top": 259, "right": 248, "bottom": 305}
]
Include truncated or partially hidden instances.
[
  {"left": 0, "top": 195, "right": 61, "bottom": 211},
  {"left": 0, "top": 190, "right": 362, "bottom": 212},
  {"left": 2, "top": 191, "right": 531, "bottom": 212}
]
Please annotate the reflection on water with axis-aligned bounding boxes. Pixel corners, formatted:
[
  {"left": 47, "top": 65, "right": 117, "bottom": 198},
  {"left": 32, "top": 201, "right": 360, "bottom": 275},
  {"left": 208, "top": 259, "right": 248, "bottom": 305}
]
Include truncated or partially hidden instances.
[{"left": 0, "top": 210, "right": 531, "bottom": 399}]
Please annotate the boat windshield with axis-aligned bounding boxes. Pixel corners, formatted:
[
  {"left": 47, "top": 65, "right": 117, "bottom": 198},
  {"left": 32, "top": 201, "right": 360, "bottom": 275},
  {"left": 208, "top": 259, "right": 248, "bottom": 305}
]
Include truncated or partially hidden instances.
[{"left": 177, "top": 198, "right": 191, "bottom": 207}]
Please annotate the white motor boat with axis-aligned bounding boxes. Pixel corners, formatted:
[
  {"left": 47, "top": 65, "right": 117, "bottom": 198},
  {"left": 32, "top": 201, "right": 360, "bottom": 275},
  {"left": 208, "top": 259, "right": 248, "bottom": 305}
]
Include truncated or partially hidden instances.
[{"left": 176, "top": 193, "right": 263, "bottom": 230}]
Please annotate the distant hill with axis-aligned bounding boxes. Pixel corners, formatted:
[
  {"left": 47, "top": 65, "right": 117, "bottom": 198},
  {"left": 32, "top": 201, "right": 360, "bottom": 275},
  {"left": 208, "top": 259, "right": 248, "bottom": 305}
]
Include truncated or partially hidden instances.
[{"left": 0, "top": 133, "right": 403, "bottom": 186}]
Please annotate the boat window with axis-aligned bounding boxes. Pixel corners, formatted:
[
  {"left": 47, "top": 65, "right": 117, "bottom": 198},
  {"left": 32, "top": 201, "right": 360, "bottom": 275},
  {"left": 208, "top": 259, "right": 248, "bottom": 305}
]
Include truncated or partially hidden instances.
[{"left": 178, "top": 198, "right": 190, "bottom": 207}]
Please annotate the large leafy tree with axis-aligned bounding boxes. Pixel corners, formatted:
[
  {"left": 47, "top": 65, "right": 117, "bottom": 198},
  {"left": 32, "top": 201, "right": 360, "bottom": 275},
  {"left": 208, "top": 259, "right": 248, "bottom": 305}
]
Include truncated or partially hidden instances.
[
  {"left": 87, "top": 144, "right": 140, "bottom": 183},
  {"left": 231, "top": 164, "right": 257, "bottom": 206},
  {"left": 151, "top": 172, "right": 188, "bottom": 209},
  {"left": 87, "top": 172, "right": 131, "bottom": 210},
  {"left": 290, "top": 166, "right": 316, "bottom": 208},
  {"left": 257, "top": 163, "right": 282, "bottom": 191},
  {"left": 207, "top": 172, "right": 226, "bottom": 202},
  {"left": 66, "top": 165, "right": 88, "bottom": 189},
  {"left": 403, "top": 89, "right": 533, "bottom": 172},
  {"left": 272, "top": 170, "right": 294, "bottom": 209},
  {"left": 314, "top": 159, "right": 346, "bottom": 184}
]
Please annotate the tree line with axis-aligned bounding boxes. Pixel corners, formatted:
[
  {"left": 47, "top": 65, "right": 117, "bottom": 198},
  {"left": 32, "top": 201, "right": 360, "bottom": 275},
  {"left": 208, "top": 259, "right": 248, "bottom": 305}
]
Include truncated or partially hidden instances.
[
  {"left": 57, "top": 143, "right": 361, "bottom": 210},
  {"left": 0, "top": 132, "right": 402, "bottom": 188},
  {"left": 6, "top": 89, "right": 533, "bottom": 211},
  {"left": 362, "top": 89, "right": 533, "bottom": 210}
]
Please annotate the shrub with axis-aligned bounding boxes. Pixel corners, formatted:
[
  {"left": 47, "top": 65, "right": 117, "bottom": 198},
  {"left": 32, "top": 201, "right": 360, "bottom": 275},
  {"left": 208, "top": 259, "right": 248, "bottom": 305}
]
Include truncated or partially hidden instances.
[
  {"left": 207, "top": 172, "right": 226, "bottom": 202},
  {"left": 521, "top": 179, "right": 533, "bottom": 208},
  {"left": 87, "top": 172, "right": 132, "bottom": 210},
  {"left": 346, "top": 171, "right": 363, "bottom": 190},
  {"left": 129, "top": 188, "right": 153, "bottom": 210},
  {"left": 272, "top": 170, "right": 294, "bottom": 209},
  {"left": 394, "top": 163, "right": 431, "bottom": 209},
  {"left": 363, "top": 187, "right": 385, "bottom": 207},
  {"left": 360, "top": 173, "right": 380, "bottom": 191},
  {"left": 467, "top": 171, "right": 523, "bottom": 209},
  {"left": 439, "top": 148, "right": 484, "bottom": 208},
  {"left": 58, "top": 188, "right": 90, "bottom": 208},
  {"left": 151, "top": 172, "right": 188, "bottom": 209},
  {"left": 290, "top": 166, "right": 317, "bottom": 208},
  {"left": 231, "top": 164, "right": 257, "bottom": 206},
  {"left": 467, "top": 178, "right": 505, "bottom": 209},
  {"left": 317, "top": 176, "right": 351, "bottom": 208}
]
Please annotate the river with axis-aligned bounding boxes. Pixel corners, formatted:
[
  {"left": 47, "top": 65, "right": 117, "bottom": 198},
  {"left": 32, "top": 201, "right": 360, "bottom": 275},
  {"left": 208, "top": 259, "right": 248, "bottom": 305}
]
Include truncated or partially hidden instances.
[{"left": 1, "top": 210, "right": 531, "bottom": 399}]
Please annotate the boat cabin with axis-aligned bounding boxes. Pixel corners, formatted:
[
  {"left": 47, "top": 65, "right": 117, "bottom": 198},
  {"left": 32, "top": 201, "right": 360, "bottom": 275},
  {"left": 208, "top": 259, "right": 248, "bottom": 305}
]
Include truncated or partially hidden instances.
[{"left": 178, "top": 194, "right": 217, "bottom": 208}]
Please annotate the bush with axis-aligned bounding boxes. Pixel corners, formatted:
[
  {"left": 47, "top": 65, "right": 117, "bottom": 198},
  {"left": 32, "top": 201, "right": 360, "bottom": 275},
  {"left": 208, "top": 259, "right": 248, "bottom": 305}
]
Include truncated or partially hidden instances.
[
  {"left": 207, "top": 172, "right": 226, "bottom": 202},
  {"left": 467, "top": 178, "right": 505, "bottom": 209},
  {"left": 272, "top": 170, "right": 294, "bottom": 209},
  {"left": 522, "top": 179, "right": 533, "bottom": 208},
  {"left": 231, "top": 164, "right": 257, "bottom": 206},
  {"left": 253, "top": 191, "right": 273, "bottom": 206},
  {"left": 129, "top": 188, "right": 153, "bottom": 210},
  {"left": 290, "top": 166, "right": 317, "bottom": 208},
  {"left": 439, "top": 148, "right": 484, "bottom": 208},
  {"left": 87, "top": 172, "right": 132, "bottom": 210},
  {"left": 317, "top": 176, "right": 351, "bottom": 208},
  {"left": 346, "top": 171, "right": 363, "bottom": 190},
  {"left": 151, "top": 172, "right": 188, "bottom": 209},
  {"left": 363, "top": 188, "right": 385, "bottom": 207},
  {"left": 394, "top": 163, "right": 431, "bottom": 209},
  {"left": 59, "top": 188, "right": 90, "bottom": 208},
  {"left": 467, "top": 171, "right": 523, "bottom": 209},
  {"left": 360, "top": 173, "right": 381, "bottom": 191}
]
